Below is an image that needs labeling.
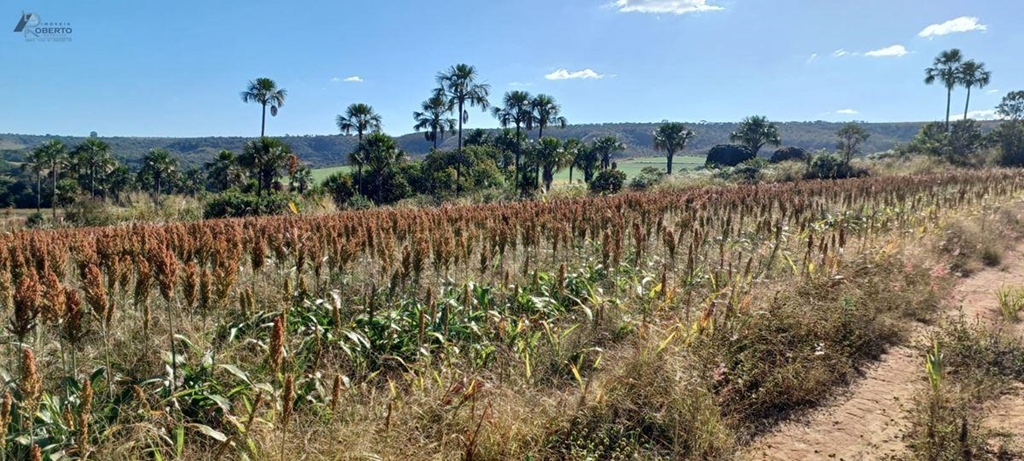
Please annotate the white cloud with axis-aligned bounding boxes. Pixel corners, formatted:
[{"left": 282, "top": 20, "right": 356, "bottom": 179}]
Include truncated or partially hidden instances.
[
  {"left": 833, "top": 45, "right": 908, "bottom": 58},
  {"left": 545, "top": 68, "right": 605, "bottom": 80},
  {"left": 966, "top": 109, "right": 1003, "bottom": 120},
  {"left": 509, "top": 81, "right": 533, "bottom": 87},
  {"left": 613, "top": 0, "right": 723, "bottom": 15},
  {"left": 864, "top": 45, "right": 909, "bottom": 58},
  {"left": 835, "top": 109, "right": 859, "bottom": 115},
  {"left": 987, "top": 89, "right": 1001, "bottom": 95},
  {"left": 807, "top": 53, "right": 818, "bottom": 63},
  {"left": 918, "top": 17, "right": 987, "bottom": 38},
  {"left": 342, "top": 76, "right": 363, "bottom": 83}
]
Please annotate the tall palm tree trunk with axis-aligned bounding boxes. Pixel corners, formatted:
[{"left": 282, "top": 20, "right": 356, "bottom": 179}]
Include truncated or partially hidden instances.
[
  {"left": 51, "top": 165, "right": 58, "bottom": 220},
  {"left": 514, "top": 124, "right": 522, "bottom": 186},
  {"left": 569, "top": 165, "right": 574, "bottom": 184},
  {"left": 35, "top": 173, "right": 41, "bottom": 212},
  {"left": 261, "top": 103, "right": 267, "bottom": 137},
  {"left": 457, "top": 102, "right": 464, "bottom": 153},
  {"left": 356, "top": 165, "right": 363, "bottom": 195},
  {"left": 945, "top": 87, "right": 952, "bottom": 132},
  {"left": 964, "top": 86, "right": 973, "bottom": 121},
  {"left": 432, "top": 129, "right": 438, "bottom": 150},
  {"left": 356, "top": 132, "right": 365, "bottom": 195},
  {"left": 667, "top": 152, "right": 674, "bottom": 176},
  {"left": 456, "top": 101, "right": 464, "bottom": 197}
]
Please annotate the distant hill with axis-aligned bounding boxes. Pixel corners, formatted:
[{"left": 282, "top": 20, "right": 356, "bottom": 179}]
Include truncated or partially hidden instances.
[{"left": 0, "top": 121, "right": 994, "bottom": 168}]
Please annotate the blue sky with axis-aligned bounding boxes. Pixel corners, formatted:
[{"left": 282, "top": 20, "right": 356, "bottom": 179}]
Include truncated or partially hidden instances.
[{"left": 0, "top": 0, "right": 1021, "bottom": 137}]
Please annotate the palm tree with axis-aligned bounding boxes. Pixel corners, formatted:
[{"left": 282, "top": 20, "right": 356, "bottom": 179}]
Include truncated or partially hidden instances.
[
  {"left": 653, "top": 122, "right": 695, "bottom": 175},
  {"left": 337, "top": 103, "right": 383, "bottom": 193},
  {"left": 355, "top": 132, "right": 405, "bottom": 203},
  {"left": 531, "top": 94, "right": 568, "bottom": 139},
  {"left": 492, "top": 91, "right": 534, "bottom": 183},
  {"left": 141, "top": 148, "right": 178, "bottom": 197},
  {"left": 105, "top": 161, "right": 133, "bottom": 203},
  {"left": 729, "top": 116, "right": 782, "bottom": 157},
  {"left": 413, "top": 94, "right": 457, "bottom": 150},
  {"left": 958, "top": 60, "right": 992, "bottom": 121},
  {"left": 464, "top": 128, "right": 492, "bottom": 147},
  {"left": 574, "top": 144, "right": 601, "bottom": 183},
  {"left": 70, "top": 138, "right": 115, "bottom": 197},
  {"left": 204, "top": 150, "right": 243, "bottom": 192},
  {"left": 592, "top": 136, "right": 625, "bottom": 170},
  {"left": 924, "top": 49, "right": 963, "bottom": 131},
  {"left": 563, "top": 138, "right": 583, "bottom": 183},
  {"left": 532, "top": 137, "right": 569, "bottom": 192},
  {"left": 240, "top": 78, "right": 287, "bottom": 137},
  {"left": 31, "top": 140, "right": 66, "bottom": 219},
  {"left": 21, "top": 150, "right": 45, "bottom": 212},
  {"left": 336, "top": 103, "right": 383, "bottom": 142},
  {"left": 437, "top": 64, "right": 491, "bottom": 194},
  {"left": 239, "top": 137, "right": 292, "bottom": 196},
  {"left": 179, "top": 167, "right": 205, "bottom": 197}
]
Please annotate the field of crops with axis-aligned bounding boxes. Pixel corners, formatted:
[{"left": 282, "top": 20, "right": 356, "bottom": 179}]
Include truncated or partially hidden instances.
[{"left": 1, "top": 171, "right": 1022, "bottom": 459}]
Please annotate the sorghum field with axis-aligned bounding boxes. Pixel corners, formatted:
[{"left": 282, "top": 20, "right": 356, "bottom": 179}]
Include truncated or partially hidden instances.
[{"left": 2, "top": 171, "right": 1023, "bottom": 460}]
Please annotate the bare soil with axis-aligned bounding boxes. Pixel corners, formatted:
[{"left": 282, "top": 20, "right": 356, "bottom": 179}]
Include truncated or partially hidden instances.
[{"left": 745, "top": 244, "right": 1024, "bottom": 460}]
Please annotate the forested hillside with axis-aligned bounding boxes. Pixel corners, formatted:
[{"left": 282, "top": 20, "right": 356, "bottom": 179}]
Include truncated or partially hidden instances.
[{"left": 0, "top": 121, "right": 995, "bottom": 168}]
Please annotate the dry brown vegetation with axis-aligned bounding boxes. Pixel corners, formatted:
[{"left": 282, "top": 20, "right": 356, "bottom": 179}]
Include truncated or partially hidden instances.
[{"left": 1, "top": 171, "right": 1023, "bottom": 459}]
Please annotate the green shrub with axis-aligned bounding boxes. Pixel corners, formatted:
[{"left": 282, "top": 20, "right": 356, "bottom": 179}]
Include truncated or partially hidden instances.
[
  {"left": 718, "top": 158, "right": 768, "bottom": 183},
  {"left": 628, "top": 167, "right": 666, "bottom": 190},
  {"left": 993, "top": 121, "right": 1024, "bottom": 167},
  {"left": 589, "top": 170, "right": 627, "bottom": 195},
  {"left": 705, "top": 144, "right": 754, "bottom": 167},
  {"left": 346, "top": 194, "right": 375, "bottom": 210},
  {"left": 805, "top": 154, "right": 868, "bottom": 180},
  {"left": 907, "top": 120, "right": 988, "bottom": 167},
  {"left": 203, "top": 191, "right": 291, "bottom": 219},
  {"left": 321, "top": 172, "right": 356, "bottom": 207},
  {"left": 65, "top": 197, "right": 117, "bottom": 227},
  {"left": 24, "top": 211, "right": 46, "bottom": 228},
  {"left": 769, "top": 147, "right": 808, "bottom": 163}
]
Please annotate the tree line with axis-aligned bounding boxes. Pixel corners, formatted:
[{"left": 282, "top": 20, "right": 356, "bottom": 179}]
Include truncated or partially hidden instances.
[{"left": 3, "top": 54, "right": 1024, "bottom": 216}]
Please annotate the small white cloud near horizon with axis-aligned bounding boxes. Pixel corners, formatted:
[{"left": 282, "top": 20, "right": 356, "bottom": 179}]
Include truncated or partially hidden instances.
[
  {"left": 987, "top": 89, "right": 1001, "bottom": 95},
  {"left": 835, "top": 109, "right": 859, "bottom": 115},
  {"left": 833, "top": 49, "right": 857, "bottom": 57},
  {"left": 545, "top": 68, "right": 605, "bottom": 80},
  {"left": 865, "top": 45, "right": 909, "bottom": 58},
  {"left": 918, "top": 17, "right": 987, "bottom": 38},
  {"left": 332, "top": 76, "right": 363, "bottom": 83},
  {"left": 613, "top": 0, "right": 723, "bottom": 15},
  {"left": 509, "top": 82, "right": 533, "bottom": 87},
  {"left": 807, "top": 53, "right": 818, "bottom": 63},
  {"left": 966, "top": 109, "right": 1003, "bottom": 120}
]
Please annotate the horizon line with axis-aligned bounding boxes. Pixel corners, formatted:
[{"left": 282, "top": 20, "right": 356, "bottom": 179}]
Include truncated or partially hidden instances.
[{"left": 0, "top": 119, "right": 972, "bottom": 140}]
